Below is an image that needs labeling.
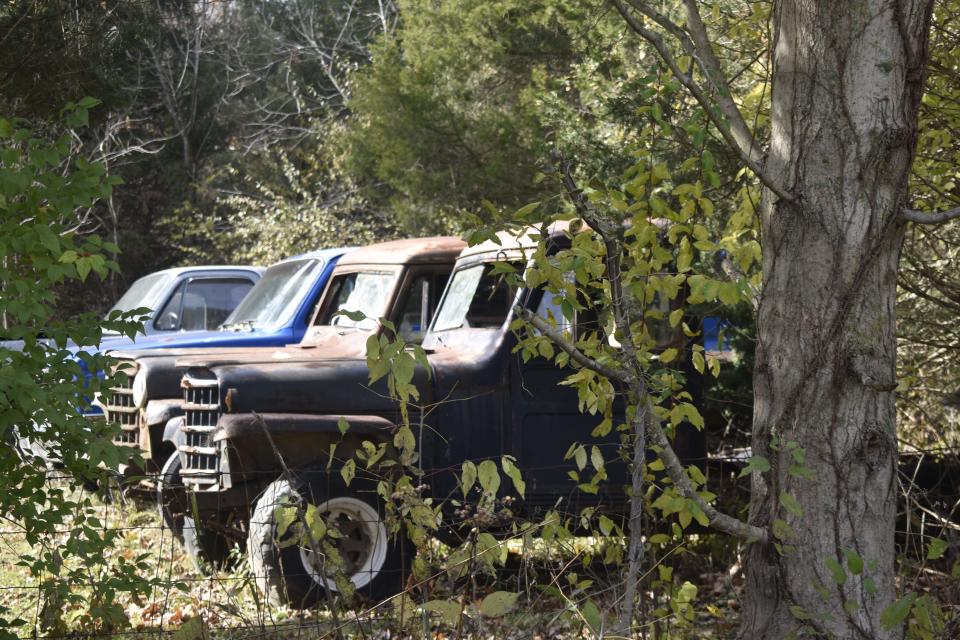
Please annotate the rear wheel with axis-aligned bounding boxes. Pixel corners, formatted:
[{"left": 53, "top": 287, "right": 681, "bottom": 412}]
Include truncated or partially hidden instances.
[
  {"left": 248, "top": 469, "right": 410, "bottom": 607},
  {"left": 157, "top": 451, "right": 233, "bottom": 569}
]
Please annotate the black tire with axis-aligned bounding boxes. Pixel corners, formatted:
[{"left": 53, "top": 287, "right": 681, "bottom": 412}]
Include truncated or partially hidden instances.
[
  {"left": 157, "top": 451, "right": 233, "bottom": 570},
  {"left": 248, "top": 468, "right": 411, "bottom": 608}
]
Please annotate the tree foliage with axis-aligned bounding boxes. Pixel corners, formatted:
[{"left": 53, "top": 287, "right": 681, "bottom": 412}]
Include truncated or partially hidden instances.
[{"left": 0, "top": 103, "right": 154, "bottom": 635}]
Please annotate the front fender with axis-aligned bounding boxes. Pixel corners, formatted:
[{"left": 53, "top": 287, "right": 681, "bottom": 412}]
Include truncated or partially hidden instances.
[
  {"left": 211, "top": 413, "right": 396, "bottom": 480},
  {"left": 145, "top": 399, "right": 185, "bottom": 427},
  {"left": 214, "top": 413, "right": 394, "bottom": 443},
  {"left": 162, "top": 415, "right": 185, "bottom": 446}
]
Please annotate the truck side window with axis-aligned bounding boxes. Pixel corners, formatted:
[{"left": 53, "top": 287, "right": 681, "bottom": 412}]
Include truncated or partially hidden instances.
[
  {"left": 433, "top": 262, "right": 520, "bottom": 331},
  {"left": 315, "top": 273, "right": 355, "bottom": 325},
  {"left": 155, "top": 278, "right": 254, "bottom": 331},
  {"left": 532, "top": 266, "right": 611, "bottom": 341},
  {"left": 534, "top": 290, "right": 573, "bottom": 335},
  {"left": 398, "top": 276, "right": 429, "bottom": 343},
  {"left": 316, "top": 272, "right": 395, "bottom": 329}
]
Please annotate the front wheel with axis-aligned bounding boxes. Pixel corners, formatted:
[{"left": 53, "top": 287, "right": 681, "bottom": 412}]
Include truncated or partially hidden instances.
[
  {"left": 248, "top": 469, "right": 410, "bottom": 608},
  {"left": 157, "top": 451, "right": 234, "bottom": 570}
]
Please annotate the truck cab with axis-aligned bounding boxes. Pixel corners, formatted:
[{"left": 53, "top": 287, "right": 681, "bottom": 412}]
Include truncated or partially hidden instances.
[
  {"left": 170, "top": 228, "right": 706, "bottom": 605},
  {"left": 103, "top": 266, "right": 262, "bottom": 338}
]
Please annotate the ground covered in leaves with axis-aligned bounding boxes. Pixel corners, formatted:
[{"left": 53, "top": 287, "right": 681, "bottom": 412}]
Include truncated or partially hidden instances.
[
  {"left": 0, "top": 480, "right": 753, "bottom": 639},
  {"left": 0, "top": 476, "right": 954, "bottom": 639}
]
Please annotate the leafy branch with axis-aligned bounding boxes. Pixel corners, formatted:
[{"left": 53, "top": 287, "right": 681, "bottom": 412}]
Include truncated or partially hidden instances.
[{"left": 609, "top": 0, "right": 793, "bottom": 203}]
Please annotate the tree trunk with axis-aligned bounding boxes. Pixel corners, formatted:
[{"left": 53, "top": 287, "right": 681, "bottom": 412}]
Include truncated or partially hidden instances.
[{"left": 742, "top": 2, "right": 933, "bottom": 638}]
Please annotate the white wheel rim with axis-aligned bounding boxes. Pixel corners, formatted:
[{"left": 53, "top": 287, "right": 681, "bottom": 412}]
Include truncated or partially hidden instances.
[{"left": 298, "top": 496, "right": 388, "bottom": 591}]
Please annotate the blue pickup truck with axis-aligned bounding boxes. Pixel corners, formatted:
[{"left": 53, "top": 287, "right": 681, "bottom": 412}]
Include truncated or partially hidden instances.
[{"left": 100, "top": 248, "right": 349, "bottom": 353}]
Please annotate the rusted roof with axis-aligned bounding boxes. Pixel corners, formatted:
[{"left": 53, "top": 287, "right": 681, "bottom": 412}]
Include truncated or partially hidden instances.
[
  {"left": 336, "top": 236, "right": 466, "bottom": 267},
  {"left": 459, "top": 221, "right": 576, "bottom": 259}
]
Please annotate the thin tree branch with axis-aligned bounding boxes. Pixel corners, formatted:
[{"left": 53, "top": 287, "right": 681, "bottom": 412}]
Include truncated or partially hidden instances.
[
  {"left": 515, "top": 307, "right": 627, "bottom": 382},
  {"left": 546, "top": 151, "right": 768, "bottom": 545},
  {"left": 680, "top": 0, "right": 762, "bottom": 165},
  {"left": 645, "top": 398, "right": 769, "bottom": 543},
  {"left": 902, "top": 205, "right": 960, "bottom": 224},
  {"left": 610, "top": 0, "right": 793, "bottom": 203}
]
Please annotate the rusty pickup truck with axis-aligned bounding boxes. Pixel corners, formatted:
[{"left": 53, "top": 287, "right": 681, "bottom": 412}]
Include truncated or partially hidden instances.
[
  {"left": 169, "top": 228, "right": 706, "bottom": 607},
  {"left": 154, "top": 237, "right": 464, "bottom": 565}
]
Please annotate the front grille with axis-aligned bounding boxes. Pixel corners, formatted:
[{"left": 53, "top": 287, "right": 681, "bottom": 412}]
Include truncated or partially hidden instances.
[
  {"left": 107, "top": 360, "right": 140, "bottom": 447},
  {"left": 180, "top": 369, "right": 220, "bottom": 486}
]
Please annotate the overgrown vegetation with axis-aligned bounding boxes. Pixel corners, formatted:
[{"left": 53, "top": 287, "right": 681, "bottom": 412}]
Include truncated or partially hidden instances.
[
  {"left": 2, "top": 0, "right": 960, "bottom": 637},
  {"left": 0, "top": 103, "right": 153, "bottom": 635}
]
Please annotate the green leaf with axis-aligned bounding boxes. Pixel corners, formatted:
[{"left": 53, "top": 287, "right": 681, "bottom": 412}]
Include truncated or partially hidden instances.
[
  {"left": 669, "top": 308, "right": 684, "bottom": 327},
  {"left": 880, "top": 592, "right": 917, "bottom": 631},
  {"left": 478, "top": 459, "right": 500, "bottom": 495},
  {"left": 479, "top": 591, "right": 520, "bottom": 617},
  {"left": 171, "top": 616, "right": 209, "bottom": 640},
  {"left": 303, "top": 504, "right": 327, "bottom": 541},
  {"left": 825, "top": 557, "right": 846, "bottom": 585},
  {"left": 581, "top": 598, "right": 603, "bottom": 635},
  {"left": 738, "top": 455, "right": 771, "bottom": 478},
  {"left": 789, "top": 605, "right": 812, "bottom": 621},
  {"left": 598, "top": 515, "right": 615, "bottom": 536},
  {"left": 788, "top": 464, "right": 816, "bottom": 480},
  {"left": 274, "top": 505, "right": 297, "bottom": 540},
  {"left": 339, "top": 309, "right": 368, "bottom": 322},
  {"left": 422, "top": 599, "right": 461, "bottom": 625},
  {"left": 501, "top": 456, "right": 525, "bottom": 498},
  {"left": 461, "top": 461, "right": 477, "bottom": 497},
  {"left": 844, "top": 549, "right": 864, "bottom": 575},
  {"left": 590, "top": 446, "right": 604, "bottom": 472},
  {"left": 513, "top": 201, "right": 541, "bottom": 218},
  {"left": 340, "top": 459, "right": 356, "bottom": 487},
  {"left": 337, "top": 417, "right": 350, "bottom": 435},
  {"left": 927, "top": 537, "right": 948, "bottom": 560},
  {"left": 659, "top": 348, "right": 678, "bottom": 363},
  {"left": 574, "top": 446, "right": 587, "bottom": 471},
  {"left": 772, "top": 519, "right": 793, "bottom": 541},
  {"left": 779, "top": 492, "right": 803, "bottom": 517}
]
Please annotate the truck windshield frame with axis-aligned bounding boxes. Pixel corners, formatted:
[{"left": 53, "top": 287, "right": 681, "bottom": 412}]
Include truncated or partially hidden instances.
[
  {"left": 316, "top": 271, "right": 397, "bottom": 330},
  {"left": 220, "top": 258, "right": 323, "bottom": 330},
  {"left": 106, "top": 272, "right": 173, "bottom": 318},
  {"left": 431, "top": 261, "right": 521, "bottom": 332}
]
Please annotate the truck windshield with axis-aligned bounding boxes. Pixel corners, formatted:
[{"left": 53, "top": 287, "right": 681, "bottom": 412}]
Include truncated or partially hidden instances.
[
  {"left": 319, "top": 271, "right": 396, "bottom": 330},
  {"left": 106, "top": 272, "right": 172, "bottom": 317},
  {"left": 221, "top": 258, "right": 322, "bottom": 330},
  {"left": 432, "top": 262, "right": 519, "bottom": 331}
]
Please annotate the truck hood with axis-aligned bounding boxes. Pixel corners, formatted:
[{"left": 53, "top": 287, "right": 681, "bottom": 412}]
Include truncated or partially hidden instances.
[
  {"left": 175, "top": 326, "right": 371, "bottom": 369},
  {"left": 201, "top": 355, "right": 430, "bottom": 416},
  {"left": 99, "top": 328, "right": 286, "bottom": 354}
]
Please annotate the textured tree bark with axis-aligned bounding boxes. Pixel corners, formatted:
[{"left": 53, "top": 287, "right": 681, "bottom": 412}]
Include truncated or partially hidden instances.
[{"left": 741, "top": 2, "right": 933, "bottom": 638}]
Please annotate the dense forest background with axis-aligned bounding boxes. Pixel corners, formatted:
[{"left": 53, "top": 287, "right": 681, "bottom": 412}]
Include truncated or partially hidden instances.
[{"left": 3, "top": 0, "right": 959, "bottom": 448}]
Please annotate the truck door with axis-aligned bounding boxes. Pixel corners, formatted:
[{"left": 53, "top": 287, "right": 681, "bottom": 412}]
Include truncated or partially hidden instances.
[{"left": 510, "top": 289, "right": 629, "bottom": 516}]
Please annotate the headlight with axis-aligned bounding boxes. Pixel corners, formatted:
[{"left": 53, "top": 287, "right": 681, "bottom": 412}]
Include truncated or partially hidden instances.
[{"left": 131, "top": 371, "right": 147, "bottom": 408}]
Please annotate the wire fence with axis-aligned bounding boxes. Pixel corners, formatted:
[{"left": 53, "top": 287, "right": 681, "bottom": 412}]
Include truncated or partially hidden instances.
[{"left": 1, "top": 449, "right": 958, "bottom": 639}]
